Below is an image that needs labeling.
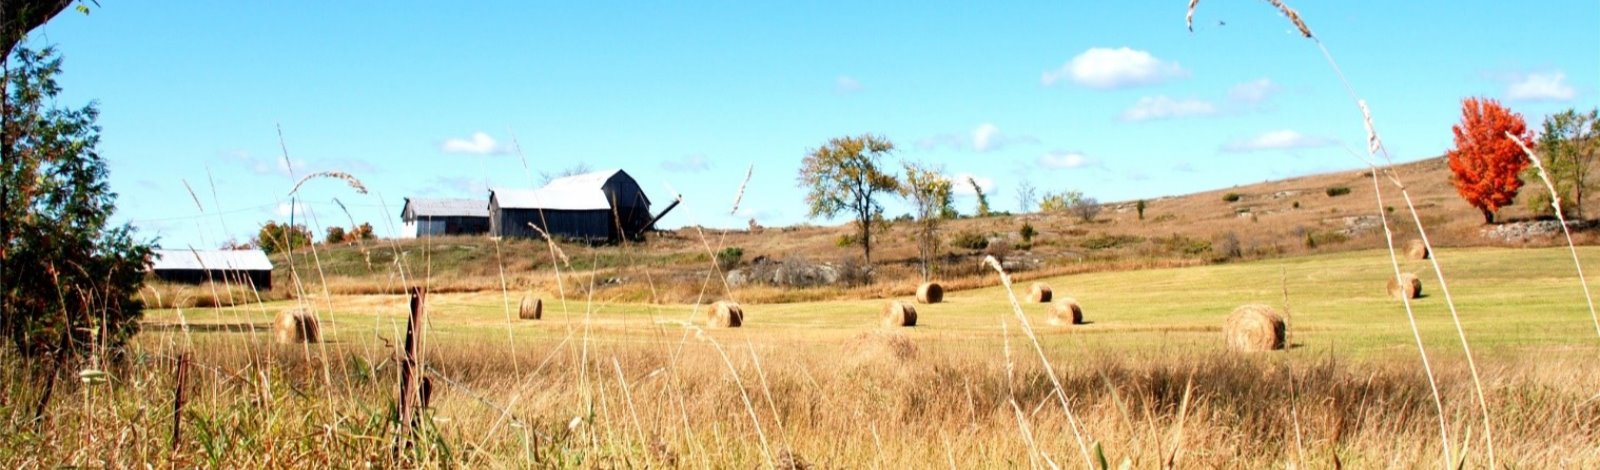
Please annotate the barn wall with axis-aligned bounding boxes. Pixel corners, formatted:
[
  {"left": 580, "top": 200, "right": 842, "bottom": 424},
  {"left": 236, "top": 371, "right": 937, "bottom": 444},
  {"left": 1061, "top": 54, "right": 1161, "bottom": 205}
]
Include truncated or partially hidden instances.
[
  {"left": 496, "top": 208, "right": 613, "bottom": 242},
  {"left": 151, "top": 269, "right": 272, "bottom": 290}
]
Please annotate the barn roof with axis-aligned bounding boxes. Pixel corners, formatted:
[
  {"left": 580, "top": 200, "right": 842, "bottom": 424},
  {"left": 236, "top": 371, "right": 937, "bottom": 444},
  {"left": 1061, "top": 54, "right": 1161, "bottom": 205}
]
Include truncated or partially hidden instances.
[
  {"left": 492, "top": 169, "right": 638, "bottom": 211},
  {"left": 403, "top": 197, "right": 490, "bottom": 219},
  {"left": 150, "top": 249, "right": 273, "bottom": 271}
]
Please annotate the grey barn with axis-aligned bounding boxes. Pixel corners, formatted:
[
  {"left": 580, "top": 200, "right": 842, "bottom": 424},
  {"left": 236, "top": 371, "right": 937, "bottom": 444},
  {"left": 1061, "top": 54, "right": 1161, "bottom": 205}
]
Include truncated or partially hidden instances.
[
  {"left": 401, "top": 197, "right": 490, "bottom": 237},
  {"left": 489, "top": 169, "right": 655, "bottom": 243},
  {"left": 149, "top": 249, "right": 274, "bottom": 290}
]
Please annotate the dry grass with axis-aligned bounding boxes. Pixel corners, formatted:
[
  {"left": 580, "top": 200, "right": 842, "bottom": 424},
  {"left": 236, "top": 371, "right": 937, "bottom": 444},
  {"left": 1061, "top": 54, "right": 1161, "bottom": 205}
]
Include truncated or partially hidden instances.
[{"left": 6, "top": 335, "right": 1597, "bottom": 467}]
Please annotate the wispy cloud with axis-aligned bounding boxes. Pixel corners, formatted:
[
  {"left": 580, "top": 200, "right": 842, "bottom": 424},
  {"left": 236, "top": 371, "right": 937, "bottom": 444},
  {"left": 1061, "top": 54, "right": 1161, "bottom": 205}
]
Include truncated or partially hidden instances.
[
  {"left": 1507, "top": 72, "right": 1576, "bottom": 102},
  {"left": 222, "top": 150, "right": 308, "bottom": 177},
  {"left": 1038, "top": 150, "right": 1097, "bottom": 169},
  {"left": 1042, "top": 47, "right": 1187, "bottom": 89},
  {"left": 835, "top": 75, "right": 863, "bottom": 94},
  {"left": 1221, "top": 129, "right": 1337, "bottom": 153},
  {"left": 440, "top": 132, "right": 512, "bottom": 156},
  {"left": 661, "top": 154, "right": 710, "bottom": 172},
  {"left": 1121, "top": 96, "right": 1218, "bottom": 121},
  {"left": 1228, "top": 78, "right": 1281, "bottom": 104},
  {"left": 920, "top": 123, "right": 1037, "bottom": 152}
]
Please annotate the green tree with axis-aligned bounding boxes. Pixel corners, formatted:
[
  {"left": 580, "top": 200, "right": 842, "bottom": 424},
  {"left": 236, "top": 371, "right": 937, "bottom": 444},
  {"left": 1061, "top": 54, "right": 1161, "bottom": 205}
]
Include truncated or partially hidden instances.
[
  {"left": 798, "top": 134, "right": 900, "bottom": 265},
  {"left": 1525, "top": 107, "right": 1598, "bottom": 218},
  {"left": 324, "top": 225, "right": 347, "bottom": 245},
  {"left": 255, "top": 221, "right": 312, "bottom": 254},
  {"left": 967, "top": 176, "right": 991, "bottom": 217},
  {"left": 902, "top": 162, "right": 953, "bottom": 281},
  {"left": 2, "top": 46, "right": 152, "bottom": 358},
  {"left": 1136, "top": 199, "right": 1148, "bottom": 220}
]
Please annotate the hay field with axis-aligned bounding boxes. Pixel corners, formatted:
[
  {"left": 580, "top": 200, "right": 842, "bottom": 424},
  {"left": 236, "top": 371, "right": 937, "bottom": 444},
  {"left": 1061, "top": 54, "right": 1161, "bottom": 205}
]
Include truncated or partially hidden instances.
[{"left": 8, "top": 245, "right": 1599, "bottom": 468}]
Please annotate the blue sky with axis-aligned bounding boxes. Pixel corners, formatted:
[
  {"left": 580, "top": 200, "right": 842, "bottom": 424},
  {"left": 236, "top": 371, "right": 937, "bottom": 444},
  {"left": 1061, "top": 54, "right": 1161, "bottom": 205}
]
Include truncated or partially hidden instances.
[{"left": 25, "top": 1, "right": 1598, "bottom": 249}]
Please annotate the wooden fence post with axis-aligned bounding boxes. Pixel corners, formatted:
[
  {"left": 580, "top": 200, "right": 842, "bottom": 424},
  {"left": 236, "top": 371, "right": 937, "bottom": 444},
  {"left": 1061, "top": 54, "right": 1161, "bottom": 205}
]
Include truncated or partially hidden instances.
[
  {"left": 171, "top": 352, "right": 191, "bottom": 452},
  {"left": 396, "top": 287, "right": 427, "bottom": 456}
]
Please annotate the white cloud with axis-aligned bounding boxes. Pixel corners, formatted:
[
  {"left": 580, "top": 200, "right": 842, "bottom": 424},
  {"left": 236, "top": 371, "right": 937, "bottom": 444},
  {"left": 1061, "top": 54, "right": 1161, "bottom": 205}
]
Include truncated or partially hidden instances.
[
  {"left": 836, "top": 75, "right": 863, "bottom": 94},
  {"left": 440, "top": 132, "right": 511, "bottom": 156},
  {"left": 948, "top": 173, "right": 995, "bottom": 196},
  {"left": 1229, "top": 78, "right": 1281, "bottom": 104},
  {"left": 972, "top": 123, "right": 1001, "bottom": 152},
  {"left": 661, "top": 154, "right": 710, "bottom": 172},
  {"left": 1042, "top": 47, "right": 1186, "bottom": 89},
  {"left": 1508, "top": 72, "right": 1576, "bottom": 102},
  {"left": 1121, "top": 96, "right": 1217, "bottom": 121},
  {"left": 274, "top": 201, "right": 305, "bottom": 218},
  {"left": 1038, "top": 151, "right": 1095, "bottom": 169},
  {"left": 1222, "top": 129, "right": 1337, "bottom": 153}
]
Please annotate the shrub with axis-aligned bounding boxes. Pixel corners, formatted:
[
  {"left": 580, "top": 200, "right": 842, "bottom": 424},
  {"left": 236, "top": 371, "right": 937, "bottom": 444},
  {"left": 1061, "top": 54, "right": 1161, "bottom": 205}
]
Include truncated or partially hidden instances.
[
  {"left": 1019, "top": 222, "right": 1036, "bottom": 243},
  {"left": 1223, "top": 192, "right": 1243, "bottom": 202},
  {"left": 1159, "top": 234, "right": 1212, "bottom": 256},
  {"left": 951, "top": 231, "right": 989, "bottom": 250},
  {"left": 715, "top": 247, "right": 744, "bottom": 271},
  {"left": 1325, "top": 186, "right": 1352, "bottom": 197},
  {"left": 835, "top": 233, "right": 857, "bottom": 248},
  {"left": 1214, "top": 232, "right": 1243, "bottom": 261},
  {"left": 1080, "top": 234, "right": 1144, "bottom": 250}
]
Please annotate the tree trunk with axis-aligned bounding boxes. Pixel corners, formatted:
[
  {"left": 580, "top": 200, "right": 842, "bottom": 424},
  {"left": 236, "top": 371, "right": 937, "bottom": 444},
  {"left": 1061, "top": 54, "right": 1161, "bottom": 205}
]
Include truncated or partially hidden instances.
[
  {"left": 1481, "top": 207, "right": 1495, "bottom": 224},
  {"left": 859, "top": 218, "right": 872, "bottom": 265}
]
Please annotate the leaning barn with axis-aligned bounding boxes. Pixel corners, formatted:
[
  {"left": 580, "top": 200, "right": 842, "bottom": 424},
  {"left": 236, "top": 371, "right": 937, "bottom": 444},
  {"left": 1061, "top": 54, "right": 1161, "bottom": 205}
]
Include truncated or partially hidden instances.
[
  {"left": 489, "top": 169, "right": 667, "bottom": 243},
  {"left": 400, "top": 197, "right": 490, "bottom": 237},
  {"left": 149, "top": 249, "right": 274, "bottom": 290}
]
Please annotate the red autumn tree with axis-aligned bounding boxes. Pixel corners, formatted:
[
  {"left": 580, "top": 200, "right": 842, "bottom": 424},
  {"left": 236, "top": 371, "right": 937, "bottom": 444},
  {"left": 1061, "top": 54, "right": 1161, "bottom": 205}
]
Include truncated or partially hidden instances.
[{"left": 1447, "top": 97, "right": 1534, "bottom": 224}]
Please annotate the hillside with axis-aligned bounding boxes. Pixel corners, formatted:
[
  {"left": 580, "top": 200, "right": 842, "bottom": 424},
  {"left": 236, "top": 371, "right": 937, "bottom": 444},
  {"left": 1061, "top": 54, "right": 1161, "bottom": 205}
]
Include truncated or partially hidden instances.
[{"left": 155, "top": 156, "right": 1590, "bottom": 307}]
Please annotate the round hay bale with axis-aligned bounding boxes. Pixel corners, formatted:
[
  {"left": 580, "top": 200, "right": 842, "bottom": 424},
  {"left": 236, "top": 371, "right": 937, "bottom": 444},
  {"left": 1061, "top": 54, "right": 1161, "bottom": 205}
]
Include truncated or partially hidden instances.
[
  {"left": 707, "top": 300, "right": 744, "bottom": 328},
  {"left": 274, "top": 308, "right": 320, "bottom": 344},
  {"left": 1224, "top": 304, "right": 1285, "bottom": 352},
  {"left": 1387, "top": 273, "right": 1423, "bottom": 300},
  {"left": 1406, "top": 239, "right": 1430, "bottom": 260},
  {"left": 519, "top": 296, "right": 543, "bottom": 320},
  {"left": 916, "top": 282, "right": 944, "bottom": 304},
  {"left": 1027, "top": 282, "right": 1053, "bottom": 303},
  {"left": 880, "top": 300, "right": 918, "bottom": 327},
  {"left": 1046, "top": 298, "right": 1083, "bottom": 326}
]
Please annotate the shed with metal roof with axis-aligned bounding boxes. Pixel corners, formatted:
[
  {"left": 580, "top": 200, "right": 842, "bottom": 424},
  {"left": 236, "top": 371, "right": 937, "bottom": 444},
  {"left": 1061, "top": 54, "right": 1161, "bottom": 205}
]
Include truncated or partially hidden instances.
[
  {"left": 400, "top": 197, "right": 491, "bottom": 237},
  {"left": 149, "top": 249, "right": 274, "bottom": 289}
]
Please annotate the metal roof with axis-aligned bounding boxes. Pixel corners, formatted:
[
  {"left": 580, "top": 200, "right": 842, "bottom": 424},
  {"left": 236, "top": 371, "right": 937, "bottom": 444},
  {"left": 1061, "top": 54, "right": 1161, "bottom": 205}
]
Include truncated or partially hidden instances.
[
  {"left": 150, "top": 249, "right": 274, "bottom": 271},
  {"left": 403, "top": 197, "right": 490, "bottom": 219},
  {"left": 492, "top": 169, "right": 625, "bottom": 211}
]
